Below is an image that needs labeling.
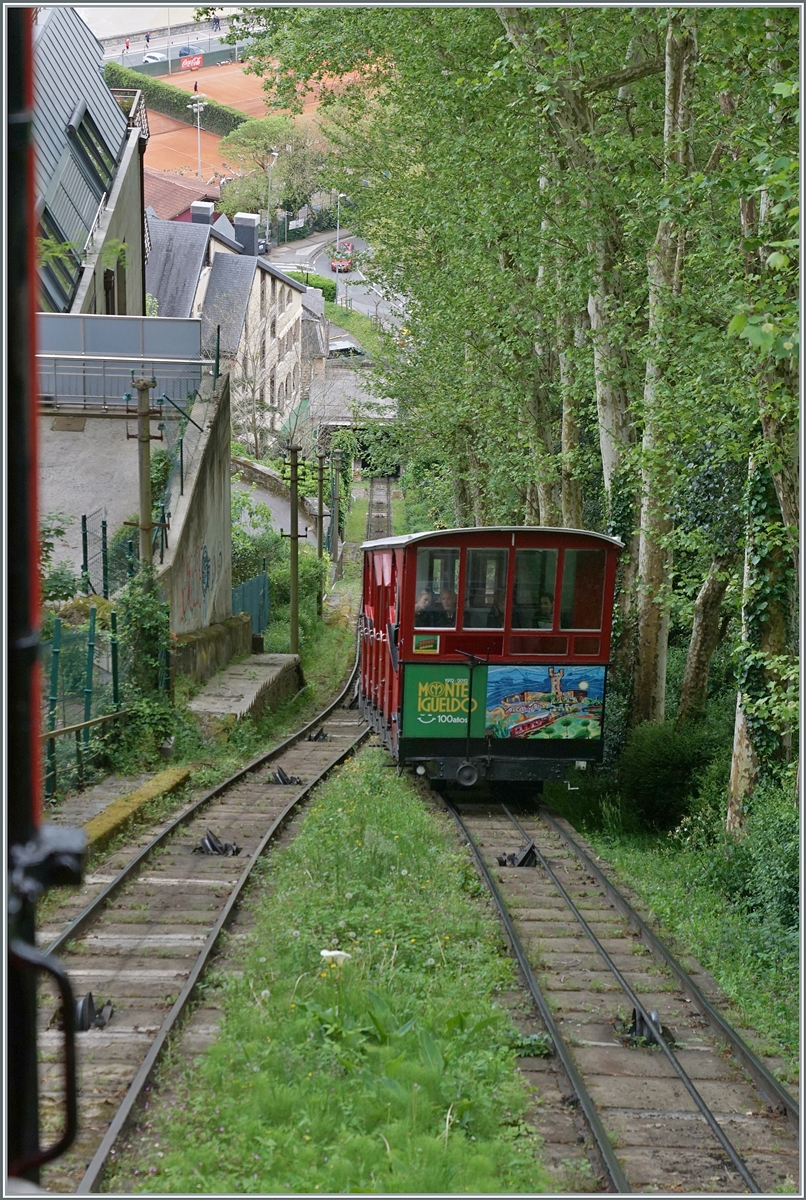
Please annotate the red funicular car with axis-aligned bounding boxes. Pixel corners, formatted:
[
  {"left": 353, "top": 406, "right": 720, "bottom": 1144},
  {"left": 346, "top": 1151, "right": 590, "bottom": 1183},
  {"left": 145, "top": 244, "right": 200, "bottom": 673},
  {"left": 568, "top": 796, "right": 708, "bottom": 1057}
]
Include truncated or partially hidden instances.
[{"left": 359, "top": 527, "right": 622, "bottom": 788}]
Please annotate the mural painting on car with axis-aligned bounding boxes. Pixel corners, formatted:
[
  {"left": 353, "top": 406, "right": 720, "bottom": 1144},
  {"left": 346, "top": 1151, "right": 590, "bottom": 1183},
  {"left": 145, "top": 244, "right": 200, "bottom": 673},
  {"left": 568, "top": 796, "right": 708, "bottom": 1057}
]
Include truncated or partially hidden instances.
[
  {"left": 485, "top": 665, "right": 605, "bottom": 740},
  {"left": 402, "top": 663, "right": 605, "bottom": 740}
]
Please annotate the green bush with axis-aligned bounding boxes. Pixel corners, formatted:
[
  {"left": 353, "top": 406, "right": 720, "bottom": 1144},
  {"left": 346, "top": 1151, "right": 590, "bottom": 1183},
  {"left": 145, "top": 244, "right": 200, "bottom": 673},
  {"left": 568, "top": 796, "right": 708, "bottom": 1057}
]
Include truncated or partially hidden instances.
[
  {"left": 104, "top": 62, "right": 246, "bottom": 137},
  {"left": 284, "top": 270, "right": 336, "bottom": 301},
  {"left": 618, "top": 718, "right": 722, "bottom": 829}
]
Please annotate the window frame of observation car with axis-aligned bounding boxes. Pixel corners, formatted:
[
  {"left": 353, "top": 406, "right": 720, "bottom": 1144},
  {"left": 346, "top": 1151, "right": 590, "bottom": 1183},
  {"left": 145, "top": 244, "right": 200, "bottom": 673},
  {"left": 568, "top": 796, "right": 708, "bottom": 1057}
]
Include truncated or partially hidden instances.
[
  {"left": 413, "top": 546, "right": 460, "bottom": 630},
  {"left": 511, "top": 548, "right": 559, "bottom": 631},
  {"left": 462, "top": 547, "right": 509, "bottom": 629},
  {"left": 559, "top": 547, "right": 607, "bottom": 631}
]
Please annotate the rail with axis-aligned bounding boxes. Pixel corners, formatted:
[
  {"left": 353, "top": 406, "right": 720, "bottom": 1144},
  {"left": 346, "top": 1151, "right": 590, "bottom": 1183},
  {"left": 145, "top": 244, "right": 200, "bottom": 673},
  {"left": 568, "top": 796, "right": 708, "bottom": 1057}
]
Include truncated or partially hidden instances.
[{"left": 540, "top": 806, "right": 800, "bottom": 1134}]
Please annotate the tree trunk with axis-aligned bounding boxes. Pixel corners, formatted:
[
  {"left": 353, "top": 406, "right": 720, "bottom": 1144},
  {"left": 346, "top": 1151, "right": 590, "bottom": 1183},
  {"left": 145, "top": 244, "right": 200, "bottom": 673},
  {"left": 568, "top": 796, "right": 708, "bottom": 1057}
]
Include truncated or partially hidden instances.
[
  {"left": 677, "top": 553, "right": 736, "bottom": 725},
  {"left": 760, "top": 376, "right": 799, "bottom": 576},
  {"left": 727, "top": 458, "right": 794, "bottom": 829},
  {"left": 632, "top": 12, "right": 697, "bottom": 726},
  {"left": 523, "top": 383, "right": 562, "bottom": 527},
  {"left": 586, "top": 245, "right": 632, "bottom": 503},
  {"left": 558, "top": 310, "right": 587, "bottom": 528},
  {"left": 466, "top": 442, "right": 488, "bottom": 527},
  {"left": 525, "top": 481, "right": 540, "bottom": 524}
]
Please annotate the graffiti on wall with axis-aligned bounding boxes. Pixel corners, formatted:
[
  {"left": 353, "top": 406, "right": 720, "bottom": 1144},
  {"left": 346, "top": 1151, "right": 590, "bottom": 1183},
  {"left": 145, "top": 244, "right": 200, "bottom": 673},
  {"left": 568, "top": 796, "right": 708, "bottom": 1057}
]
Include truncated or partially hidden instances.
[{"left": 177, "top": 539, "right": 224, "bottom": 629}]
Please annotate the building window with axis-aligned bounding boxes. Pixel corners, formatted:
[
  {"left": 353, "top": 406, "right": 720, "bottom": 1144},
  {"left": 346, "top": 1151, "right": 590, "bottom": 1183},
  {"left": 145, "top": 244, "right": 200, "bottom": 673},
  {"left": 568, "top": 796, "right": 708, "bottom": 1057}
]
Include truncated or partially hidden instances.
[
  {"left": 116, "top": 252, "right": 127, "bottom": 315},
  {"left": 270, "top": 316, "right": 276, "bottom": 339},
  {"left": 67, "top": 101, "right": 115, "bottom": 198},
  {"left": 269, "top": 370, "right": 276, "bottom": 407},
  {"left": 103, "top": 268, "right": 116, "bottom": 314},
  {"left": 271, "top": 277, "right": 276, "bottom": 304},
  {"left": 38, "top": 206, "right": 83, "bottom": 311},
  {"left": 260, "top": 271, "right": 266, "bottom": 321}
]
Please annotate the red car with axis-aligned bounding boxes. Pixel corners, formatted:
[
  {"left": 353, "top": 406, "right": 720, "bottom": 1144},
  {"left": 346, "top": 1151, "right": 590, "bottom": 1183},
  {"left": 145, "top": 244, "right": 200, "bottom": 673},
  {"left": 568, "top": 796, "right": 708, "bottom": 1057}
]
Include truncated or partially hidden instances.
[{"left": 331, "top": 241, "right": 354, "bottom": 272}]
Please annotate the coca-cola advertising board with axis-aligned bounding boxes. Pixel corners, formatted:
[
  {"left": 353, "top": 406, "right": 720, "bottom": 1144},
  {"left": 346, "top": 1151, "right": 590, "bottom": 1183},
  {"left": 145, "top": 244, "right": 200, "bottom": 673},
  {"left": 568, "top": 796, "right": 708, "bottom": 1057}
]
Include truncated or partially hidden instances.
[{"left": 181, "top": 54, "right": 203, "bottom": 70}]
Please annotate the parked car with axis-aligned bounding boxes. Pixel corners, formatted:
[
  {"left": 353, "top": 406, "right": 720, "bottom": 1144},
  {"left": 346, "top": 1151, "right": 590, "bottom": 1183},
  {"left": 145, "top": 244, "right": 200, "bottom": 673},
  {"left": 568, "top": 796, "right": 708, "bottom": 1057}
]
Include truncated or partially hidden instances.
[
  {"left": 143, "top": 52, "right": 167, "bottom": 63},
  {"left": 331, "top": 241, "right": 354, "bottom": 272},
  {"left": 178, "top": 44, "right": 202, "bottom": 56}
]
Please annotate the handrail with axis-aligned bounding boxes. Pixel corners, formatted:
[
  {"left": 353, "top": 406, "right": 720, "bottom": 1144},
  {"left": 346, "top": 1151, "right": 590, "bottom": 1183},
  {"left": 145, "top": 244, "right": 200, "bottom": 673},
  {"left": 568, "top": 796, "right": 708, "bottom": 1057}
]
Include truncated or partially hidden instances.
[{"left": 40, "top": 709, "right": 125, "bottom": 742}]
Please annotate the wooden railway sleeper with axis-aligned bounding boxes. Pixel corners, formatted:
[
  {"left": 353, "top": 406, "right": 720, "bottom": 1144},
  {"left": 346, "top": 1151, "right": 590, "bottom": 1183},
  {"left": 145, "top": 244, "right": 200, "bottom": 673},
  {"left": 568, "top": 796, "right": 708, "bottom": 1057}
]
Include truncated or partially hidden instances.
[{"left": 501, "top": 803, "right": 762, "bottom": 1194}]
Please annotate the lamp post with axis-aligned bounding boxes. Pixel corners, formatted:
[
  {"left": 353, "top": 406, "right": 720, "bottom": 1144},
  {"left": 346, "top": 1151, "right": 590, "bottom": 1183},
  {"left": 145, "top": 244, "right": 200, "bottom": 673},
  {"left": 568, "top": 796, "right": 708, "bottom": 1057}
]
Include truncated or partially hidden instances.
[
  {"left": 186, "top": 94, "right": 208, "bottom": 182},
  {"left": 335, "top": 192, "right": 346, "bottom": 304},
  {"left": 264, "top": 148, "right": 278, "bottom": 252}
]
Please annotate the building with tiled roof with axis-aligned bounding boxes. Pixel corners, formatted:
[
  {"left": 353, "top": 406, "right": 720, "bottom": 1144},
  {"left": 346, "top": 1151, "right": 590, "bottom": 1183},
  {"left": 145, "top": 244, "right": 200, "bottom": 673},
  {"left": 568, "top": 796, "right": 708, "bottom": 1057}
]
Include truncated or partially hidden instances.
[{"left": 143, "top": 166, "right": 221, "bottom": 222}]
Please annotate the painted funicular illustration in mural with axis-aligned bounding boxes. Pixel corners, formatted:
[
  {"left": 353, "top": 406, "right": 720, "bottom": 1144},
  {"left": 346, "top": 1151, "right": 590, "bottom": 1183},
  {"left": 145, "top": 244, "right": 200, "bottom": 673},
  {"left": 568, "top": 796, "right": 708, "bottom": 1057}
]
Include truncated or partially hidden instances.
[{"left": 485, "top": 665, "right": 605, "bottom": 740}]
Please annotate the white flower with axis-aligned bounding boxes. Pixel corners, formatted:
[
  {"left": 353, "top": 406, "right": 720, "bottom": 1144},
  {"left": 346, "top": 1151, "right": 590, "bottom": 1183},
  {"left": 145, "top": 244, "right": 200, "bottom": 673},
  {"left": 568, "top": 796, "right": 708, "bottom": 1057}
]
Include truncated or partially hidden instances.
[
  {"left": 345, "top": 892, "right": 353, "bottom": 900},
  {"left": 320, "top": 949, "right": 352, "bottom": 965},
  {"left": 261, "top": 989, "right": 270, "bottom": 998},
  {"left": 401, "top": 869, "right": 408, "bottom": 876}
]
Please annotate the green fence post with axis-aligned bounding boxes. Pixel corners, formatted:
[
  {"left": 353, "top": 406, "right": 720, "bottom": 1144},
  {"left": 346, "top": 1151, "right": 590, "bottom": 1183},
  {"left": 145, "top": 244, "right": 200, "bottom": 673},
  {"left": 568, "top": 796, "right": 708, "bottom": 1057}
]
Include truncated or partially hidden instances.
[
  {"left": 81, "top": 514, "right": 90, "bottom": 593},
  {"left": 45, "top": 618, "right": 61, "bottom": 799},
  {"left": 101, "top": 519, "right": 109, "bottom": 599},
  {"left": 75, "top": 728, "right": 84, "bottom": 791},
  {"left": 110, "top": 610, "right": 120, "bottom": 709},
  {"left": 83, "top": 606, "right": 96, "bottom": 750}
]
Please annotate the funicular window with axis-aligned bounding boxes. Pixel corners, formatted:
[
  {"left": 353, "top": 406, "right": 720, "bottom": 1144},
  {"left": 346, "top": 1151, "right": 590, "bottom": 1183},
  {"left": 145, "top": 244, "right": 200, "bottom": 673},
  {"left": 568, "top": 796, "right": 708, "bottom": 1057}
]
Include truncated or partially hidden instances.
[
  {"left": 560, "top": 549, "right": 606, "bottom": 629},
  {"left": 463, "top": 549, "right": 508, "bottom": 628},
  {"left": 512, "top": 549, "right": 558, "bottom": 628},
  {"left": 414, "top": 547, "right": 459, "bottom": 628}
]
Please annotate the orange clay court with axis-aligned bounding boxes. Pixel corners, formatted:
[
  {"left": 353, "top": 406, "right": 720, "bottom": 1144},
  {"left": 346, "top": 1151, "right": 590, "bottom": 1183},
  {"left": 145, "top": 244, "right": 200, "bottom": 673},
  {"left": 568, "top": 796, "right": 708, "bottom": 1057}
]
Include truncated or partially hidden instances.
[{"left": 144, "top": 60, "right": 324, "bottom": 176}]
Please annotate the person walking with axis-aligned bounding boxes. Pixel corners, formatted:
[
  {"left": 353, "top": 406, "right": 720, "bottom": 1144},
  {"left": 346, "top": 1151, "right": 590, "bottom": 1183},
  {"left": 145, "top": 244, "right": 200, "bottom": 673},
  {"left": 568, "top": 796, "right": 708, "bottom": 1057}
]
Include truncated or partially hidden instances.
[
  {"left": 125, "top": 37, "right": 130, "bottom": 51},
  {"left": 145, "top": 31, "right": 150, "bottom": 46},
  {"left": 193, "top": 80, "right": 199, "bottom": 93}
]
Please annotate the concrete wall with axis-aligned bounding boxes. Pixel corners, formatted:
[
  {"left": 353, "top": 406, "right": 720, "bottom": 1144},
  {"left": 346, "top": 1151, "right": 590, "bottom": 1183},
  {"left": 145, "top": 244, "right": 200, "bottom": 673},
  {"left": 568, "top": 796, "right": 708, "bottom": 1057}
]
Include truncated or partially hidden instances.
[
  {"left": 157, "top": 373, "right": 233, "bottom": 633},
  {"left": 72, "top": 128, "right": 144, "bottom": 317},
  {"left": 172, "top": 612, "right": 252, "bottom": 683},
  {"left": 231, "top": 455, "right": 323, "bottom": 543}
]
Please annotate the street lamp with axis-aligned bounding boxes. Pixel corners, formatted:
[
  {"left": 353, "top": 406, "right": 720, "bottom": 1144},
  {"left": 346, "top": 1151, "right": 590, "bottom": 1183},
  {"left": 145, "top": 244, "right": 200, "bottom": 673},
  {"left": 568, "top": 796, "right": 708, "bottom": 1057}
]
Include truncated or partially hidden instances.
[
  {"left": 335, "top": 192, "right": 346, "bottom": 303},
  {"left": 186, "top": 94, "right": 208, "bottom": 182},
  {"left": 265, "top": 148, "right": 279, "bottom": 253}
]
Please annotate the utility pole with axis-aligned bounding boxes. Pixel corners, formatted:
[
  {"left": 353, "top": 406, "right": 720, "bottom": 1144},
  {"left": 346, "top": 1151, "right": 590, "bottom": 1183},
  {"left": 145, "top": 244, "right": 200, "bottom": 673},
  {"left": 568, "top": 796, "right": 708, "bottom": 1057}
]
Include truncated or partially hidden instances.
[
  {"left": 317, "top": 450, "right": 326, "bottom": 617},
  {"left": 332, "top": 447, "right": 342, "bottom": 581},
  {"left": 288, "top": 445, "right": 301, "bottom": 654},
  {"left": 133, "top": 376, "right": 156, "bottom": 565}
]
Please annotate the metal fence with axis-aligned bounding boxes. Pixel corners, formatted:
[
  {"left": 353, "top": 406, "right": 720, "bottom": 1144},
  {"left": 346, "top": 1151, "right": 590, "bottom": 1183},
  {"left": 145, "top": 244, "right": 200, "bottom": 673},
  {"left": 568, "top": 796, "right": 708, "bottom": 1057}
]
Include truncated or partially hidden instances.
[
  {"left": 41, "top": 611, "right": 120, "bottom": 798},
  {"left": 232, "top": 572, "right": 270, "bottom": 636}
]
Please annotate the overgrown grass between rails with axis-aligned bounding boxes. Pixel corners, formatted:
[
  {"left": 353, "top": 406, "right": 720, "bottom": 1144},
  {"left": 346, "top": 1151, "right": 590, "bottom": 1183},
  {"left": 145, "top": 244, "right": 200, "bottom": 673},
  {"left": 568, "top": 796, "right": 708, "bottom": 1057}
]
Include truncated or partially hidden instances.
[
  {"left": 345, "top": 498, "right": 368, "bottom": 543},
  {"left": 105, "top": 749, "right": 553, "bottom": 1194}
]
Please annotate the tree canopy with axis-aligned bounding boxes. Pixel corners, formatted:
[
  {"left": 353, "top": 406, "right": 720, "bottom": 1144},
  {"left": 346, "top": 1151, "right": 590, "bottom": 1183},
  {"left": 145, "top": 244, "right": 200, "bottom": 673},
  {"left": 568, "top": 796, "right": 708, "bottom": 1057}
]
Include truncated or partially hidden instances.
[{"left": 214, "top": 5, "right": 798, "bottom": 819}]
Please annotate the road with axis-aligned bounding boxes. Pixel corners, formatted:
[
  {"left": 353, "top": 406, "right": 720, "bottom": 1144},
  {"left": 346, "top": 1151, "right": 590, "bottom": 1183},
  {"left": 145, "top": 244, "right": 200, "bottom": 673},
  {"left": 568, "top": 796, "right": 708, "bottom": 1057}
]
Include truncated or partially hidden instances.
[
  {"left": 268, "top": 235, "right": 405, "bottom": 327},
  {"left": 102, "top": 27, "right": 242, "bottom": 68}
]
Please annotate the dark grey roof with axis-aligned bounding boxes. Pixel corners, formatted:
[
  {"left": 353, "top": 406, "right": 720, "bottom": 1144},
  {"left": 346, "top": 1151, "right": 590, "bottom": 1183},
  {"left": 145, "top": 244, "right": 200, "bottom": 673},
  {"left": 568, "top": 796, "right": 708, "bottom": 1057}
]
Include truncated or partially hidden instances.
[
  {"left": 302, "top": 288, "right": 325, "bottom": 320},
  {"left": 212, "top": 213, "right": 237, "bottom": 241},
  {"left": 145, "top": 216, "right": 211, "bottom": 318},
  {"left": 256, "top": 259, "right": 307, "bottom": 292},
  {"left": 210, "top": 227, "right": 244, "bottom": 254},
  {"left": 201, "top": 254, "right": 257, "bottom": 354},
  {"left": 33, "top": 8, "right": 128, "bottom": 228}
]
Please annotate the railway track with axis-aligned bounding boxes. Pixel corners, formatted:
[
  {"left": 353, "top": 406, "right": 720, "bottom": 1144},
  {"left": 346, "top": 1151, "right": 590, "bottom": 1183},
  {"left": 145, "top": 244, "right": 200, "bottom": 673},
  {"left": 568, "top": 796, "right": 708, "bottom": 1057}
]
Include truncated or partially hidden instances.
[
  {"left": 366, "top": 475, "right": 393, "bottom": 540},
  {"left": 36, "top": 663, "right": 368, "bottom": 1193},
  {"left": 440, "top": 790, "right": 799, "bottom": 1194}
]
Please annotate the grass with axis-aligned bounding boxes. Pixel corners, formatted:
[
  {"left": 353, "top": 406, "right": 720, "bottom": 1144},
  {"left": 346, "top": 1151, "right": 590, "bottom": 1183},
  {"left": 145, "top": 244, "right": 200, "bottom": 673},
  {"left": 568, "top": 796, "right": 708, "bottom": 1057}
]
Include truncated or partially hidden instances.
[
  {"left": 345, "top": 498, "right": 369, "bottom": 543},
  {"left": 391, "top": 497, "right": 406, "bottom": 535},
  {"left": 324, "top": 301, "right": 385, "bottom": 360},
  {"left": 105, "top": 749, "right": 553, "bottom": 1194}
]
